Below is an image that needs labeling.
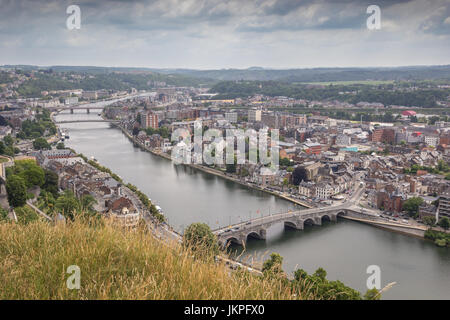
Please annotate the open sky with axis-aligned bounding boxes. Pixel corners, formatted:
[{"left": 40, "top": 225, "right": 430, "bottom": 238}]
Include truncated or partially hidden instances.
[{"left": 0, "top": 0, "right": 449, "bottom": 69}]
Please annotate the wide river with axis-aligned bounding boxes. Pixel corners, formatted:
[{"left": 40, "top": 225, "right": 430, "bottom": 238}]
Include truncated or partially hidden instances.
[{"left": 56, "top": 108, "right": 450, "bottom": 299}]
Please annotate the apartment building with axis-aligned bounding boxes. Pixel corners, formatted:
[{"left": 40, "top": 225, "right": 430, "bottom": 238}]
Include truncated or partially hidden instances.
[
  {"left": 141, "top": 111, "right": 159, "bottom": 129},
  {"left": 248, "top": 109, "right": 261, "bottom": 122}
]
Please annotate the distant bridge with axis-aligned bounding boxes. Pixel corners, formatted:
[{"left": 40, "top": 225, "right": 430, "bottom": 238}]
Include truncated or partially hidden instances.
[{"left": 55, "top": 119, "right": 120, "bottom": 124}]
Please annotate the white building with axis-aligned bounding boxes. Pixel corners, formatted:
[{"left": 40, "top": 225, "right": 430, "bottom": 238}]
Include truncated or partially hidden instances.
[
  {"left": 64, "top": 96, "right": 79, "bottom": 105},
  {"left": 225, "top": 112, "right": 238, "bottom": 123},
  {"left": 298, "top": 181, "right": 314, "bottom": 198},
  {"left": 248, "top": 109, "right": 261, "bottom": 122},
  {"left": 335, "top": 134, "right": 351, "bottom": 146},
  {"left": 314, "top": 183, "right": 340, "bottom": 199},
  {"left": 424, "top": 135, "right": 439, "bottom": 147}
]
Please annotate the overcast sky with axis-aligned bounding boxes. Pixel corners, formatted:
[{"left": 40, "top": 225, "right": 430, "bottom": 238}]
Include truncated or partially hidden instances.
[{"left": 0, "top": 0, "right": 449, "bottom": 69}]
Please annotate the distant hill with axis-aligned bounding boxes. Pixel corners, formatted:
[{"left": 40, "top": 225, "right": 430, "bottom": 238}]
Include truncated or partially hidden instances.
[
  {"left": 155, "top": 65, "right": 450, "bottom": 82},
  {"left": 3, "top": 64, "right": 450, "bottom": 83}
]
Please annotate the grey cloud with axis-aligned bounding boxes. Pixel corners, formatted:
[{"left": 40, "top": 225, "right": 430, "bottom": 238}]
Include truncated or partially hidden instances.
[{"left": 0, "top": 0, "right": 448, "bottom": 68}]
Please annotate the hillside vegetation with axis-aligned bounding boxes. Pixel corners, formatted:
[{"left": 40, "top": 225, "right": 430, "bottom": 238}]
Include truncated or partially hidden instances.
[
  {"left": 0, "top": 217, "right": 308, "bottom": 300},
  {"left": 0, "top": 215, "right": 380, "bottom": 300}
]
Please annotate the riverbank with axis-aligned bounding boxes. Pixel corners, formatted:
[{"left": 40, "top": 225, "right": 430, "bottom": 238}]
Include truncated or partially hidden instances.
[
  {"left": 116, "top": 124, "right": 313, "bottom": 209},
  {"left": 341, "top": 215, "right": 427, "bottom": 238}
]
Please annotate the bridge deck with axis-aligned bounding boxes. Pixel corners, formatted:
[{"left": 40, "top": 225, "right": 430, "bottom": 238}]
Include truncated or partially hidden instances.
[{"left": 213, "top": 205, "right": 349, "bottom": 235}]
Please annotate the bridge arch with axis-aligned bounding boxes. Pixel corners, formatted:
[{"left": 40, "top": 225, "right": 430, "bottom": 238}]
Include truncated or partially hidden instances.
[
  {"left": 246, "top": 230, "right": 266, "bottom": 241},
  {"left": 304, "top": 218, "right": 315, "bottom": 226},
  {"left": 336, "top": 210, "right": 346, "bottom": 217},
  {"left": 224, "top": 236, "right": 241, "bottom": 246},
  {"left": 321, "top": 214, "right": 331, "bottom": 222},
  {"left": 284, "top": 220, "right": 299, "bottom": 230}
]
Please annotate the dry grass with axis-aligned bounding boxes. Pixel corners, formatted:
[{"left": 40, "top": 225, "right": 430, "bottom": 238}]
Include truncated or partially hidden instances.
[{"left": 0, "top": 217, "right": 312, "bottom": 300}]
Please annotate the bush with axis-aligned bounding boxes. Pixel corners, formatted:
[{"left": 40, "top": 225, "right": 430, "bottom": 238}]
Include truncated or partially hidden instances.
[
  {"left": 14, "top": 206, "right": 39, "bottom": 225},
  {"left": 183, "top": 223, "right": 219, "bottom": 259},
  {"left": 292, "top": 266, "right": 367, "bottom": 300},
  {"left": 0, "top": 207, "right": 9, "bottom": 222},
  {"left": 262, "top": 253, "right": 284, "bottom": 277},
  {"left": 425, "top": 229, "right": 450, "bottom": 247}
]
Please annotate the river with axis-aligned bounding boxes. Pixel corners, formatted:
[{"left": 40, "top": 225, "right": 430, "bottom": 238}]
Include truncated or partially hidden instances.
[{"left": 55, "top": 108, "right": 450, "bottom": 300}]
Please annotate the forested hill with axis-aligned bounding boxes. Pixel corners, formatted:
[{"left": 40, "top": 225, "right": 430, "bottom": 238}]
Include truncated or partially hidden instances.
[
  {"left": 150, "top": 65, "right": 450, "bottom": 82},
  {"left": 4, "top": 65, "right": 450, "bottom": 83},
  {"left": 209, "top": 80, "right": 450, "bottom": 108},
  {"left": 8, "top": 70, "right": 213, "bottom": 98}
]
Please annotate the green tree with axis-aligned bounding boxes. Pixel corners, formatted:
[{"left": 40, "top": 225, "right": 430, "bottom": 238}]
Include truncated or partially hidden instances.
[
  {"left": 56, "top": 142, "right": 65, "bottom": 149},
  {"left": 80, "top": 194, "right": 97, "bottom": 213},
  {"left": 280, "top": 157, "right": 292, "bottom": 167},
  {"left": 32, "top": 137, "right": 50, "bottom": 150},
  {"left": 42, "top": 169, "right": 59, "bottom": 197},
  {"left": 183, "top": 223, "right": 219, "bottom": 258},
  {"left": 438, "top": 216, "right": 450, "bottom": 230},
  {"left": 293, "top": 268, "right": 308, "bottom": 281},
  {"left": 55, "top": 190, "right": 80, "bottom": 219},
  {"left": 262, "top": 253, "right": 284, "bottom": 277},
  {"left": 422, "top": 216, "right": 436, "bottom": 226},
  {"left": 226, "top": 156, "right": 237, "bottom": 174},
  {"left": 364, "top": 288, "right": 381, "bottom": 300},
  {"left": 3, "top": 134, "right": 14, "bottom": 147},
  {"left": 6, "top": 175, "right": 27, "bottom": 207},
  {"left": 402, "top": 197, "right": 424, "bottom": 217},
  {"left": 226, "top": 163, "right": 236, "bottom": 173},
  {"left": 313, "top": 267, "right": 327, "bottom": 281},
  {"left": 292, "top": 267, "right": 363, "bottom": 300},
  {"left": 38, "top": 190, "right": 56, "bottom": 213},
  {"left": 19, "top": 166, "right": 45, "bottom": 188}
]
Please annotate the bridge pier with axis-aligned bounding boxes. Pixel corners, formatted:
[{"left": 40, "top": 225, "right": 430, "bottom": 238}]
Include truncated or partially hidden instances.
[
  {"left": 259, "top": 229, "right": 266, "bottom": 240},
  {"left": 313, "top": 217, "right": 322, "bottom": 226},
  {"left": 330, "top": 214, "right": 338, "bottom": 222}
]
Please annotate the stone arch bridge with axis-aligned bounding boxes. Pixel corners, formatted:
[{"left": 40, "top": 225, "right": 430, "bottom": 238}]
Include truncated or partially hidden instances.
[{"left": 214, "top": 206, "right": 354, "bottom": 247}]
